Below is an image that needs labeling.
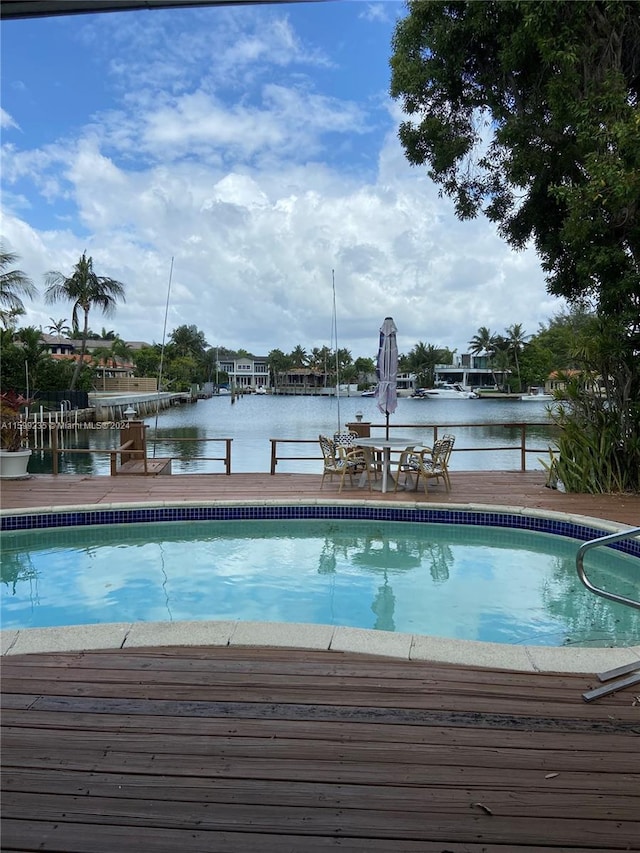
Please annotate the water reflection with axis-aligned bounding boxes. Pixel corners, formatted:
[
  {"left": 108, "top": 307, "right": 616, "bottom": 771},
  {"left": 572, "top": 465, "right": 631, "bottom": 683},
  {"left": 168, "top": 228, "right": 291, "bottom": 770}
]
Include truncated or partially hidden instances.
[
  {"left": 147, "top": 426, "right": 211, "bottom": 472},
  {"left": 3, "top": 518, "right": 637, "bottom": 646},
  {"left": 0, "top": 546, "right": 37, "bottom": 595},
  {"left": 319, "top": 531, "right": 455, "bottom": 630},
  {"left": 372, "top": 577, "right": 396, "bottom": 631},
  {"left": 541, "top": 553, "right": 640, "bottom": 646}
]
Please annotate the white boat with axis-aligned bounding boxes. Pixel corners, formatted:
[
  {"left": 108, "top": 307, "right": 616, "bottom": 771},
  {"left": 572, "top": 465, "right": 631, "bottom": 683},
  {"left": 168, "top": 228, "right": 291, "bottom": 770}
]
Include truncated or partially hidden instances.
[
  {"left": 412, "top": 383, "right": 477, "bottom": 399},
  {"left": 254, "top": 386, "right": 267, "bottom": 395},
  {"left": 520, "top": 387, "right": 554, "bottom": 402},
  {"left": 360, "top": 389, "right": 376, "bottom": 397}
]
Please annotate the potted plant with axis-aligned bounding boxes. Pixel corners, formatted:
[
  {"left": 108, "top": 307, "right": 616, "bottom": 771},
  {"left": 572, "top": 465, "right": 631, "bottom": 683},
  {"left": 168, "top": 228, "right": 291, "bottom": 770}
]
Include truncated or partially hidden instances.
[{"left": 0, "top": 391, "right": 33, "bottom": 479}]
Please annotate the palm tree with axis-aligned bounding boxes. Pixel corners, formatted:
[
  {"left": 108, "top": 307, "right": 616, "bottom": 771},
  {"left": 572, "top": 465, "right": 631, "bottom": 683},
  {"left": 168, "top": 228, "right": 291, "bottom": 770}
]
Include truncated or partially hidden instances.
[
  {"left": 169, "top": 324, "right": 208, "bottom": 358},
  {"left": 46, "top": 317, "right": 72, "bottom": 339},
  {"left": 289, "top": 345, "right": 308, "bottom": 368},
  {"left": 92, "top": 337, "right": 133, "bottom": 389},
  {"left": 44, "top": 253, "right": 126, "bottom": 390},
  {"left": 468, "top": 326, "right": 498, "bottom": 358},
  {"left": 468, "top": 326, "right": 499, "bottom": 387},
  {"left": 16, "top": 326, "right": 48, "bottom": 394},
  {"left": 505, "top": 323, "right": 530, "bottom": 391},
  {"left": 406, "top": 342, "right": 446, "bottom": 388},
  {"left": 0, "top": 246, "right": 37, "bottom": 328},
  {"left": 267, "top": 349, "right": 292, "bottom": 392}
]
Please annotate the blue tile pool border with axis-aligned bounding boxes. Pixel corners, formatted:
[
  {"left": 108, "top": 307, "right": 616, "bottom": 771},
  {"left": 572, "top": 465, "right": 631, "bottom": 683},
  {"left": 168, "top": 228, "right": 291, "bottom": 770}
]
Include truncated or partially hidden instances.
[{"left": 2, "top": 504, "right": 640, "bottom": 558}]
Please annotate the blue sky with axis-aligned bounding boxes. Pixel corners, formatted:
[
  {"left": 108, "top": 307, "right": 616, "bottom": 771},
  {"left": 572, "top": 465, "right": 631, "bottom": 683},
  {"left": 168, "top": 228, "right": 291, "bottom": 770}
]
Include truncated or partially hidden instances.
[{"left": 1, "top": 1, "right": 564, "bottom": 357}]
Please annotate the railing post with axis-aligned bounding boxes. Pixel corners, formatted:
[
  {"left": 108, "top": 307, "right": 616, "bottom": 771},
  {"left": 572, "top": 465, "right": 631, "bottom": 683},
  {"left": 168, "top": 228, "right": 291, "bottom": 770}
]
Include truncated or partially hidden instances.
[
  {"left": 225, "top": 438, "right": 232, "bottom": 475},
  {"left": 270, "top": 439, "right": 277, "bottom": 475},
  {"left": 521, "top": 423, "right": 527, "bottom": 471},
  {"left": 51, "top": 424, "right": 59, "bottom": 476}
]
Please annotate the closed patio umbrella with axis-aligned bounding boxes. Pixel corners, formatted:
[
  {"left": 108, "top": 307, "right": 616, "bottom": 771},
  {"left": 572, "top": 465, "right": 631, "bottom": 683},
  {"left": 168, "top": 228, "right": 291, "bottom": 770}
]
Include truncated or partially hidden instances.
[{"left": 375, "top": 316, "right": 398, "bottom": 439}]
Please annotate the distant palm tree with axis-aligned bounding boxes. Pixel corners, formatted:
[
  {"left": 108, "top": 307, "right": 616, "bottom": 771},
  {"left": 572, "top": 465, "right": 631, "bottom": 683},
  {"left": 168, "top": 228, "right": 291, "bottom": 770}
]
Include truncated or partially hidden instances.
[
  {"left": 16, "top": 326, "right": 48, "bottom": 392},
  {"left": 505, "top": 323, "right": 530, "bottom": 391},
  {"left": 92, "top": 337, "right": 134, "bottom": 389},
  {"left": 268, "top": 349, "right": 292, "bottom": 391},
  {"left": 289, "top": 345, "right": 308, "bottom": 368},
  {"left": 407, "top": 341, "right": 446, "bottom": 388},
  {"left": 106, "top": 337, "right": 133, "bottom": 367},
  {"left": 44, "top": 252, "right": 126, "bottom": 390},
  {"left": 469, "top": 326, "right": 500, "bottom": 387},
  {"left": 0, "top": 246, "right": 37, "bottom": 328},
  {"left": 46, "top": 317, "right": 72, "bottom": 338},
  {"left": 169, "top": 324, "right": 207, "bottom": 358},
  {"left": 468, "top": 326, "right": 498, "bottom": 357}
]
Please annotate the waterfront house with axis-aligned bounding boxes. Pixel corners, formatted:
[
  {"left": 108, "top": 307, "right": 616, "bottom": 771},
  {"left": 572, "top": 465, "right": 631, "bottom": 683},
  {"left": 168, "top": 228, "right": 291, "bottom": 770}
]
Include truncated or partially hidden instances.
[
  {"left": 433, "top": 354, "right": 511, "bottom": 390},
  {"left": 217, "top": 354, "right": 270, "bottom": 392}
]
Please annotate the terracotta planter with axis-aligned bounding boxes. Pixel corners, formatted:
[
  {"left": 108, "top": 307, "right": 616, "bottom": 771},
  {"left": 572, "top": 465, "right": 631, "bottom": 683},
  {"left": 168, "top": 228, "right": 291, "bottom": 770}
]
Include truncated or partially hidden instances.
[{"left": 0, "top": 448, "right": 32, "bottom": 479}]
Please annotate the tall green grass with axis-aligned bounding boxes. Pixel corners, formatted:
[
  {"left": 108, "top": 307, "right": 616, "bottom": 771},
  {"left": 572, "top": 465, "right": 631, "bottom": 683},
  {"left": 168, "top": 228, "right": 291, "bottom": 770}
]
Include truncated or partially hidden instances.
[{"left": 547, "top": 381, "right": 640, "bottom": 494}]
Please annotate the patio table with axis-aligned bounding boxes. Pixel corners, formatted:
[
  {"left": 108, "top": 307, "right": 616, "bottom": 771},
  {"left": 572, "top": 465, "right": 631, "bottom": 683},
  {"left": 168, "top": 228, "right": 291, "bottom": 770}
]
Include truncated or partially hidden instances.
[{"left": 355, "top": 436, "right": 425, "bottom": 494}]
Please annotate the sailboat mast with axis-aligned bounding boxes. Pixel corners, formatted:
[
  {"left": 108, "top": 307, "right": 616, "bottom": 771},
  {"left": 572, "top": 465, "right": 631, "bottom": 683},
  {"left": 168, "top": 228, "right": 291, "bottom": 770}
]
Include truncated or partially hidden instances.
[
  {"left": 152, "top": 256, "right": 174, "bottom": 458},
  {"left": 332, "top": 269, "right": 341, "bottom": 430}
]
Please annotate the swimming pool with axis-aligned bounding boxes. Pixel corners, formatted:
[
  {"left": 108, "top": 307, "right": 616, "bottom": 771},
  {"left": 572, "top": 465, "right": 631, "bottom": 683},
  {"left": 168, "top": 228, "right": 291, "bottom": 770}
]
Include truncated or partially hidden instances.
[{"left": 2, "top": 504, "right": 639, "bottom": 647}]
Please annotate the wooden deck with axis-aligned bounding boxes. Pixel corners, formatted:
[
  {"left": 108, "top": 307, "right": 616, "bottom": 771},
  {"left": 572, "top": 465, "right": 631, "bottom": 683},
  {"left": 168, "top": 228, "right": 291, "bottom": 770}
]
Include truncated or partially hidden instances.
[
  {"left": 2, "top": 472, "right": 639, "bottom": 850},
  {"left": 2, "top": 645, "right": 640, "bottom": 852},
  {"left": 2, "top": 470, "right": 640, "bottom": 526}
]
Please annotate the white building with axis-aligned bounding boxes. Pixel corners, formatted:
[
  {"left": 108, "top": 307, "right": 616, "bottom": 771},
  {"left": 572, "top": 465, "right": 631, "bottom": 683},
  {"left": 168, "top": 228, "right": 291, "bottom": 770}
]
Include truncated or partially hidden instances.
[{"left": 217, "top": 355, "right": 270, "bottom": 391}]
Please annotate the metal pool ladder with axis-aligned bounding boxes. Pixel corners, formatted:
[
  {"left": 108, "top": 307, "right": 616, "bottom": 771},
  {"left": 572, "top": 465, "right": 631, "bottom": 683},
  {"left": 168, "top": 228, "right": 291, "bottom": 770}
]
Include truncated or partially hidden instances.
[{"left": 576, "top": 526, "right": 640, "bottom": 702}]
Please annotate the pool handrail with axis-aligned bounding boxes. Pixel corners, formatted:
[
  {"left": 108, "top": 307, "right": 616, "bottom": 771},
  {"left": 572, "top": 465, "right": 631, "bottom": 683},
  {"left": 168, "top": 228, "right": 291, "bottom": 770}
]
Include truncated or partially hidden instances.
[{"left": 576, "top": 526, "right": 640, "bottom": 611}]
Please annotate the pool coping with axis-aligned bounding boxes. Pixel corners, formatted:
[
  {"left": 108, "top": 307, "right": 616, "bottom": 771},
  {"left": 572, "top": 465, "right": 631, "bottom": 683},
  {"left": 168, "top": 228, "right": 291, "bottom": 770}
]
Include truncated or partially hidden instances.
[{"left": 2, "top": 499, "right": 639, "bottom": 674}]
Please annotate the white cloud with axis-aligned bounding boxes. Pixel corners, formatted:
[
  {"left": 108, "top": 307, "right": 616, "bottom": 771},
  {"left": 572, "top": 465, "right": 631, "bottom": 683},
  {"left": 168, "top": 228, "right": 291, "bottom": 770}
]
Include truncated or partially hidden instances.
[
  {"left": 359, "top": 3, "right": 395, "bottom": 24},
  {"left": 1, "top": 4, "right": 565, "bottom": 360},
  {"left": 1, "top": 108, "right": 20, "bottom": 130}
]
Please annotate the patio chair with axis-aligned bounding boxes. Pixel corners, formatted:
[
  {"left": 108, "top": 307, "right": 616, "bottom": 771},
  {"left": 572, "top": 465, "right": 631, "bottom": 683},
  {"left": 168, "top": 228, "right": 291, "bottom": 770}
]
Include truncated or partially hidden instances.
[
  {"left": 415, "top": 435, "right": 455, "bottom": 493},
  {"left": 319, "top": 434, "right": 372, "bottom": 492},
  {"left": 333, "top": 430, "right": 360, "bottom": 451},
  {"left": 334, "top": 430, "right": 382, "bottom": 483},
  {"left": 393, "top": 445, "right": 423, "bottom": 491}
]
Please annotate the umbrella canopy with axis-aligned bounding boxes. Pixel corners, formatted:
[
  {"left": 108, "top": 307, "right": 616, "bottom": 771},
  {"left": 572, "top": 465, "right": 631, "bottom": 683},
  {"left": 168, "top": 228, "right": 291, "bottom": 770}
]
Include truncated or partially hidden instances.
[{"left": 375, "top": 316, "right": 398, "bottom": 438}]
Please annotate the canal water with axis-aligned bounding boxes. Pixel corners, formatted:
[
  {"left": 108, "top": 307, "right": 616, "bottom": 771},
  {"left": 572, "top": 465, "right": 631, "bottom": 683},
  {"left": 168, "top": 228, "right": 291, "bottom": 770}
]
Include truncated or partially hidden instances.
[{"left": 28, "top": 394, "right": 558, "bottom": 477}]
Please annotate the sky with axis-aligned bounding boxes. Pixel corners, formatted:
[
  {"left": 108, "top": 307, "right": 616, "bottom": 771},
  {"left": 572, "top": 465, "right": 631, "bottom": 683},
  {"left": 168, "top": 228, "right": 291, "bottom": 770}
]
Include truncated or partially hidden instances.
[{"left": 0, "top": 0, "right": 566, "bottom": 360}]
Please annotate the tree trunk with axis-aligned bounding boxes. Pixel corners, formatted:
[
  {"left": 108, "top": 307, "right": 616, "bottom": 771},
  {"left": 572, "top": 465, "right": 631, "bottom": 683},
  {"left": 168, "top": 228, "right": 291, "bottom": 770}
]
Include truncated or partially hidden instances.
[{"left": 70, "top": 309, "right": 89, "bottom": 391}]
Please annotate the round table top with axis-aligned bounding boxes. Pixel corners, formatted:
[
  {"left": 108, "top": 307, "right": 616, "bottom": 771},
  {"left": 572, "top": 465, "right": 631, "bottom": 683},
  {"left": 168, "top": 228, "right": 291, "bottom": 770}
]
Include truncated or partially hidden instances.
[{"left": 355, "top": 436, "right": 425, "bottom": 449}]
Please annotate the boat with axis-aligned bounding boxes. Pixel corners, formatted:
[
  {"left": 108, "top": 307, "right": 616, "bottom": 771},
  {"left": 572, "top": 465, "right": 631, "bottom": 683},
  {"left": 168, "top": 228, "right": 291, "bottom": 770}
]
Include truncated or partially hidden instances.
[
  {"left": 254, "top": 386, "right": 267, "bottom": 395},
  {"left": 360, "top": 389, "right": 376, "bottom": 397},
  {"left": 411, "top": 383, "right": 477, "bottom": 399},
  {"left": 520, "top": 387, "right": 554, "bottom": 402}
]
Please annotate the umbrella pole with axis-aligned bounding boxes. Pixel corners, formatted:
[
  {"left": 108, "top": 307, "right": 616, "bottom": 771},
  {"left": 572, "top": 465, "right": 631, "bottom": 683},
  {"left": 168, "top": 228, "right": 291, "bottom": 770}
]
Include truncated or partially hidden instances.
[{"left": 385, "top": 411, "right": 390, "bottom": 440}]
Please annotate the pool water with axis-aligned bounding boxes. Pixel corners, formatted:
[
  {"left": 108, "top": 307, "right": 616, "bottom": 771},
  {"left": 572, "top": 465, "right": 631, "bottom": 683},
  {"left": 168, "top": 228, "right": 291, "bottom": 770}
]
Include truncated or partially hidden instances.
[{"left": 1, "top": 519, "right": 639, "bottom": 647}]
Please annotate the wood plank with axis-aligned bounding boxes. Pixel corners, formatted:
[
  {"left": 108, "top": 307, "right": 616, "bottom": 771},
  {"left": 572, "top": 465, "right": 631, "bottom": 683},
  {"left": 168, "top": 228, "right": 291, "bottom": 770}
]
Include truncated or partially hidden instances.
[
  {"left": 3, "top": 678, "right": 638, "bottom": 721},
  {"left": 0, "top": 649, "right": 602, "bottom": 687},
  {"left": 2, "top": 709, "right": 636, "bottom": 752},
  {"left": 6, "top": 819, "right": 607, "bottom": 853},
  {"left": 3, "top": 736, "right": 638, "bottom": 791},
  {"left": 117, "top": 458, "right": 171, "bottom": 475},
  {"left": 2, "top": 791, "right": 639, "bottom": 848},
  {"left": 4, "top": 768, "right": 639, "bottom": 821},
  {"left": 2, "top": 471, "right": 640, "bottom": 526},
  {"left": 4, "top": 723, "right": 639, "bottom": 774}
]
